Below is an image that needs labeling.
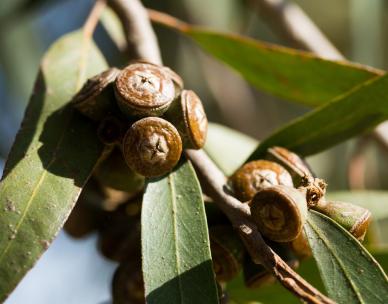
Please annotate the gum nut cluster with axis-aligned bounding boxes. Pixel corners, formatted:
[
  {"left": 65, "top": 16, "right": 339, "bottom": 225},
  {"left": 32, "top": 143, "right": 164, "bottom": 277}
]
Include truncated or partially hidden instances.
[
  {"left": 229, "top": 147, "right": 371, "bottom": 244},
  {"left": 72, "top": 61, "right": 208, "bottom": 178}
]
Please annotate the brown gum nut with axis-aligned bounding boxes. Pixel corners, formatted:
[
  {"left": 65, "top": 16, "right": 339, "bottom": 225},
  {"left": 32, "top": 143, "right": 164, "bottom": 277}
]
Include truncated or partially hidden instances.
[
  {"left": 314, "top": 200, "right": 372, "bottom": 241},
  {"left": 266, "top": 146, "right": 314, "bottom": 186},
  {"left": 165, "top": 90, "right": 208, "bottom": 149},
  {"left": 209, "top": 225, "right": 245, "bottom": 282},
  {"left": 229, "top": 160, "right": 293, "bottom": 202},
  {"left": 129, "top": 59, "right": 184, "bottom": 94},
  {"left": 122, "top": 117, "right": 182, "bottom": 177},
  {"left": 114, "top": 63, "right": 176, "bottom": 117},
  {"left": 72, "top": 67, "right": 121, "bottom": 121},
  {"left": 250, "top": 185, "right": 307, "bottom": 242}
]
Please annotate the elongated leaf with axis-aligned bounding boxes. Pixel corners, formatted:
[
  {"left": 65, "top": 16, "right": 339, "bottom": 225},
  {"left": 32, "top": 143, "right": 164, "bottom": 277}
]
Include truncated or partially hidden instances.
[
  {"left": 304, "top": 210, "right": 388, "bottom": 303},
  {"left": 151, "top": 13, "right": 383, "bottom": 107},
  {"left": 204, "top": 123, "right": 258, "bottom": 176},
  {"left": 247, "top": 74, "right": 388, "bottom": 159},
  {"left": 142, "top": 160, "right": 218, "bottom": 304},
  {"left": 0, "top": 30, "right": 107, "bottom": 301}
]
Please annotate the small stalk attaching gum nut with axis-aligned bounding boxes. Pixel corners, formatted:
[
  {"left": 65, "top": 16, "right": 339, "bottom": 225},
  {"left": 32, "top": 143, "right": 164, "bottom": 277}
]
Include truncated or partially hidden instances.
[
  {"left": 114, "top": 62, "right": 176, "bottom": 117},
  {"left": 209, "top": 225, "right": 245, "bottom": 282},
  {"left": 229, "top": 160, "right": 293, "bottom": 202},
  {"left": 164, "top": 90, "right": 208, "bottom": 149},
  {"left": 250, "top": 185, "right": 308, "bottom": 242},
  {"left": 265, "top": 146, "right": 314, "bottom": 186},
  {"left": 314, "top": 200, "right": 371, "bottom": 241},
  {"left": 122, "top": 117, "right": 182, "bottom": 177},
  {"left": 72, "top": 67, "right": 121, "bottom": 121}
]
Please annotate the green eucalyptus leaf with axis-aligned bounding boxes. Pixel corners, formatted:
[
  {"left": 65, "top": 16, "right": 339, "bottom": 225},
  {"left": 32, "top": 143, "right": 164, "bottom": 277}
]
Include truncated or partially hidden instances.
[
  {"left": 152, "top": 14, "right": 383, "bottom": 107},
  {"left": 204, "top": 123, "right": 258, "bottom": 175},
  {"left": 142, "top": 160, "right": 218, "bottom": 304},
  {"left": 247, "top": 74, "right": 388, "bottom": 159},
  {"left": 304, "top": 210, "right": 388, "bottom": 303},
  {"left": 0, "top": 30, "right": 108, "bottom": 301}
]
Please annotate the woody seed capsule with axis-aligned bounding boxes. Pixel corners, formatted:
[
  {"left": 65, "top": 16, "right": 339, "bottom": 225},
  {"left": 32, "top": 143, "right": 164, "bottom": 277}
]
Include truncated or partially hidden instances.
[
  {"left": 165, "top": 90, "right": 208, "bottom": 149},
  {"left": 122, "top": 117, "right": 182, "bottom": 177},
  {"left": 114, "top": 63, "right": 176, "bottom": 117},
  {"left": 229, "top": 160, "right": 293, "bottom": 202},
  {"left": 72, "top": 67, "right": 121, "bottom": 121}
]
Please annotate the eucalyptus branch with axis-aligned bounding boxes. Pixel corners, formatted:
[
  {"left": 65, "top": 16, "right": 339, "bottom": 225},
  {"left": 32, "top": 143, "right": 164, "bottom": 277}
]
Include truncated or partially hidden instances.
[
  {"left": 248, "top": 0, "right": 388, "bottom": 156},
  {"left": 106, "top": 0, "right": 333, "bottom": 302},
  {"left": 108, "top": 0, "right": 162, "bottom": 64},
  {"left": 83, "top": 0, "right": 108, "bottom": 38},
  {"left": 186, "top": 149, "right": 334, "bottom": 304}
]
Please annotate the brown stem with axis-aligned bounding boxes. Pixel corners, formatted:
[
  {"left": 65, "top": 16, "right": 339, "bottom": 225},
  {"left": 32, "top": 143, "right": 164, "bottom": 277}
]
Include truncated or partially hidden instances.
[
  {"left": 83, "top": 0, "right": 108, "bottom": 39},
  {"left": 108, "top": 0, "right": 162, "bottom": 64},
  {"left": 248, "top": 0, "right": 388, "bottom": 158},
  {"left": 186, "top": 149, "right": 334, "bottom": 304}
]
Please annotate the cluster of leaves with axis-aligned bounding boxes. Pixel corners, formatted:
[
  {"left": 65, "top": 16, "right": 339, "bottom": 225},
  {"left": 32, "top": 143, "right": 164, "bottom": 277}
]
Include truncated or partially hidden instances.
[{"left": 1, "top": 3, "right": 388, "bottom": 304}]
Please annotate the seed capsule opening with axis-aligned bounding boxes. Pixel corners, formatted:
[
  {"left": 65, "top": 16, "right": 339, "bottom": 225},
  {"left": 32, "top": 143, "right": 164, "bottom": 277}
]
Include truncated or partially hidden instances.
[
  {"left": 122, "top": 117, "right": 182, "bottom": 177},
  {"left": 230, "top": 160, "right": 293, "bottom": 202},
  {"left": 250, "top": 185, "right": 307, "bottom": 242},
  {"left": 115, "top": 63, "right": 176, "bottom": 117}
]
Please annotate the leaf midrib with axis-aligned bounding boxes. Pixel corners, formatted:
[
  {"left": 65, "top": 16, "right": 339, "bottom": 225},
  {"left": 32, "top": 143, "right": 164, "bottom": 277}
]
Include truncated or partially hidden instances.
[{"left": 168, "top": 172, "right": 184, "bottom": 303}]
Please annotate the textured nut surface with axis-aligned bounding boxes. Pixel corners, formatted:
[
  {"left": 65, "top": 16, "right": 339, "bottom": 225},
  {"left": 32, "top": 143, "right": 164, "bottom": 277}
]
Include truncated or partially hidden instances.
[
  {"left": 122, "top": 117, "right": 182, "bottom": 177},
  {"left": 72, "top": 68, "right": 121, "bottom": 120},
  {"left": 230, "top": 160, "right": 293, "bottom": 202},
  {"left": 115, "top": 63, "right": 175, "bottom": 116},
  {"left": 250, "top": 185, "right": 307, "bottom": 242},
  {"left": 182, "top": 90, "right": 208, "bottom": 149}
]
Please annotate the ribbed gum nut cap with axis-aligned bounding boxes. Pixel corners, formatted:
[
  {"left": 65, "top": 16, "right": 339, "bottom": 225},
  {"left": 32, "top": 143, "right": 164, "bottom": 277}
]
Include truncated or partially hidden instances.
[
  {"left": 72, "top": 67, "right": 120, "bottom": 121},
  {"left": 114, "top": 63, "right": 175, "bottom": 117},
  {"left": 182, "top": 90, "right": 208, "bottom": 149},
  {"left": 122, "top": 117, "right": 182, "bottom": 177},
  {"left": 250, "top": 185, "right": 307, "bottom": 242},
  {"left": 230, "top": 160, "right": 293, "bottom": 202}
]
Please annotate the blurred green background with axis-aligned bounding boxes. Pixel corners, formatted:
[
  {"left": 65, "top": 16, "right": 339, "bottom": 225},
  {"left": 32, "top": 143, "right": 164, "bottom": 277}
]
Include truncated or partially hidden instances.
[{"left": 0, "top": 0, "right": 387, "bottom": 303}]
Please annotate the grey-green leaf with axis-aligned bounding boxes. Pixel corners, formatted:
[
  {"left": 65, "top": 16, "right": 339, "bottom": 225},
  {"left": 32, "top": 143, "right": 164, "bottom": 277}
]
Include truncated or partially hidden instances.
[
  {"left": 304, "top": 210, "right": 388, "bottom": 303},
  {"left": 248, "top": 74, "right": 388, "bottom": 160},
  {"left": 0, "top": 30, "right": 108, "bottom": 301},
  {"left": 142, "top": 160, "right": 218, "bottom": 304},
  {"left": 151, "top": 12, "right": 383, "bottom": 107}
]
